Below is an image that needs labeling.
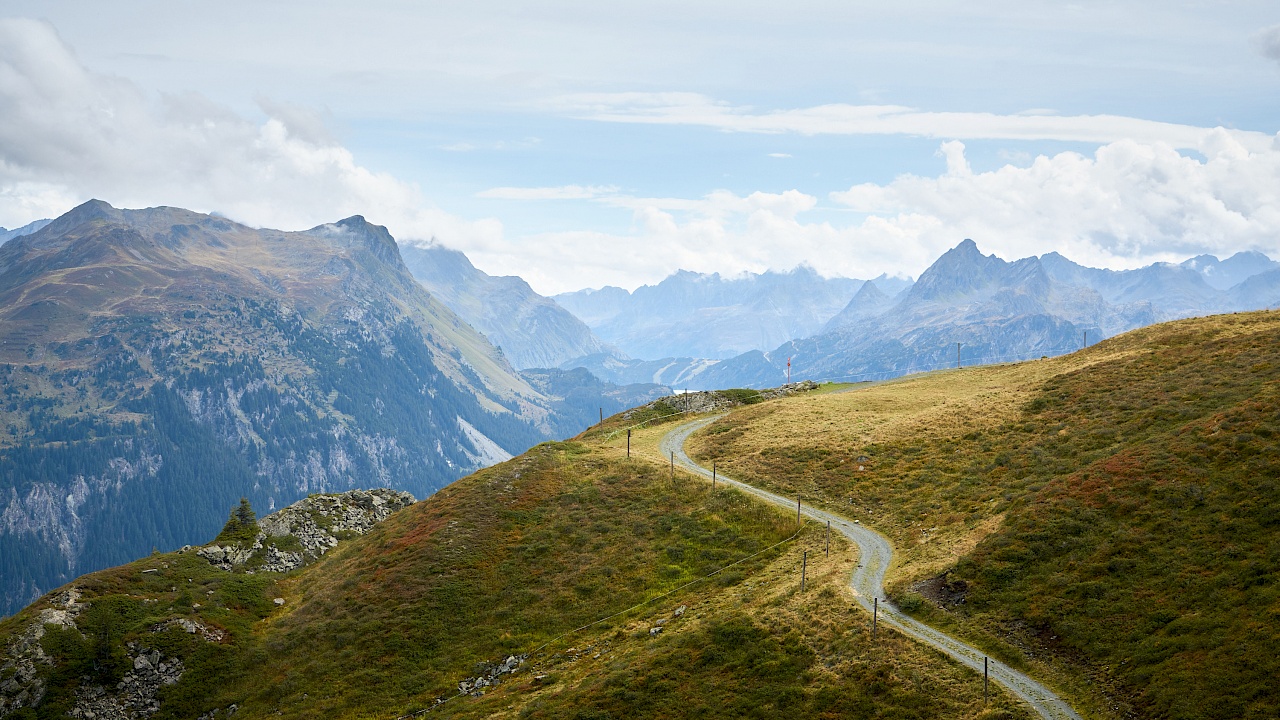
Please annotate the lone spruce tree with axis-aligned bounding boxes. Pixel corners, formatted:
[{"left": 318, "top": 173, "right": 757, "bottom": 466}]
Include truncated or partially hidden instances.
[{"left": 215, "top": 497, "right": 260, "bottom": 545}]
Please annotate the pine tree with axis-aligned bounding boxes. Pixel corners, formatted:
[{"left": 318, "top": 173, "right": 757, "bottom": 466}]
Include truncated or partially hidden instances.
[{"left": 215, "top": 497, "right": 259, "bottom": 545}]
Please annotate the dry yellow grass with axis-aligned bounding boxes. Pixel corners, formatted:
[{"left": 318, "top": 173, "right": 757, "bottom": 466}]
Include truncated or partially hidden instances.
[
  {"left": 687, "top": 311, "right": 1280, "bottom": 588},
  {"left": 672, "top": 310, "right": 1280, "bottom": 720}
]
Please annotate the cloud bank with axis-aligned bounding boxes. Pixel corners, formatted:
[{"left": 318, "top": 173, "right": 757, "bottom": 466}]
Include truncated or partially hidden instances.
[
  {"left": 0, "top": 18, "right": 496, "bottom": 245},
  {"left": 472, "top": 136, "right": 1280, "bottom": 293},
  {"left": 3, "top": 18, "right": 1279, "bottom": 296}
]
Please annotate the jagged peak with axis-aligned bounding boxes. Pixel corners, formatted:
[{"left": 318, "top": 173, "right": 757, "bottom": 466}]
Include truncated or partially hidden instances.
[
  {"left": 307, "top": 215, "right": 403, "bottom": 266},
  {"left": 853, "top": 279, "right": 888, "bottom": 301}
]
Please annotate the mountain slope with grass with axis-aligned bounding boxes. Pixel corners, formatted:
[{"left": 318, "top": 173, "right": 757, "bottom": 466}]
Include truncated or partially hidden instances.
[
  {"left": 686, "top": 310, "right": 1280, "bottom": 720},
  {"left": 0, "top": 200, "right": 612, "bottom": 617},
  {"left": 0, "top": 411, "right": 1030, "bottom": 720}
]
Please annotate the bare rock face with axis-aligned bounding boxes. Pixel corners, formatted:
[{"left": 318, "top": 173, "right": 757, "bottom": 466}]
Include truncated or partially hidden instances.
[{"left": 194, "top": 488, "right": 416, "bottom": 573}]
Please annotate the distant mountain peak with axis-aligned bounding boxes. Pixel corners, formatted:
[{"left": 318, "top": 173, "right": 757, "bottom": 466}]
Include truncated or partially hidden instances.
[
  {"left": 854, "top": 279, "right": 888, "bottom": 301},
  {"left": 1179, "top": 249, "right": 1278, "bottom": 291},
  {"left": 34, "top": 198, "right": 122, "bottom": 240},
  {"left": 821, "top": 279, "right": 894, "bottom": 333},
  {"left": 307, "top": 216, "right": 403, "bottom": 267},
  {"left": 909, "top": 239, "right": 1011, "bottom": 302}
]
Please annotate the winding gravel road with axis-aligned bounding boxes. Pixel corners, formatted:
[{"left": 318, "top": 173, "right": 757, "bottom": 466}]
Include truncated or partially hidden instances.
[{"left": 660, "top": 416, "right": 1082, "bottom": 720}]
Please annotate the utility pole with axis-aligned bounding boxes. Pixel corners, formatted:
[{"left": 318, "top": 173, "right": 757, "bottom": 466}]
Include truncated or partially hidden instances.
[
  {"left": 670, "top": 451, "right": 674, "bottom": 481},
  {"left": 627, "top": 429, "right": 631, "bottom": 458},
  {"left": 712, "top": 461, "right": 716, "bottom": 490},
  {"left": 984, "top": 657, "right": 989, "bottom": 703},
  {"left": 956, "top": 342, "right": 961, "bottom": 369},
  {"left": 873, "top": 598, "right": 878, "bottom": 639},
  {"left": 1083, "top": 330, "right": 1087, "bottom": 349},
  {"left": 796, "top": 496, "right": 802, "bottom": 526},
  {"left": 825, "top": 520, "right": 830, "bottom": 558},
  {"left": 599, "top": 407, "right": 603, "bottom": 426},
  {"left": 801, "top": 550, "right": 807, "bottom": 593}
]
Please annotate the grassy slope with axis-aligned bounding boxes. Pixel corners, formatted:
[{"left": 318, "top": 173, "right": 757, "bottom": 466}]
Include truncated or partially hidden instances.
[
  {"left": 687, "top": 310, "right": 1280, "bottom": 720},
  {"left": 3, "top": 422, "right": 1034, "bottom": 719}
]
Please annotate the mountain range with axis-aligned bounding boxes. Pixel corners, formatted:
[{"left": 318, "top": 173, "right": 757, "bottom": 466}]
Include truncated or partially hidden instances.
[
  {"left": 3, "top": 201, "right": 1278, "bottom": 615},
  {"left": 399, "top": 242, "right": 615, "bottom": 370},
  {"left": 557, "top": 240, "right": 1280, "bottom": 389},
  {"left": 0, "top": 220, "right": 53, "bottom": 245},
  {"left": 0, "top": 201, "right": 656, "bottom": 617},
  {"left": 554, "top": 267, "right": 908, "bottom": 360}
]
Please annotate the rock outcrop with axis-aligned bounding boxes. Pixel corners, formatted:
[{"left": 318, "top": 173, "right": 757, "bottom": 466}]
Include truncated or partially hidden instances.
[
  {"left": 195, "top": 488, "right": 416, "bottom": 573},
  {"left": 0, "top": 489, "right": 414, "bottom": 718},
  {"left": 70, "top": 644, "right": 184, "bottom": 719},
  {"left": 0, "top": 588, "right": 83, "bottom": 715}
]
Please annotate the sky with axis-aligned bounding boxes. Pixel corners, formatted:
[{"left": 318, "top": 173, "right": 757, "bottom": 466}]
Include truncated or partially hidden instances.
[{"left": 1, "top": 1, "right": 1279, "bottom": 294}]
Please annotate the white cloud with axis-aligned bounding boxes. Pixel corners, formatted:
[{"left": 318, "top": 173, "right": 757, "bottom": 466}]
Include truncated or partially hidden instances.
[
  {"left": 550, "top": 92, "right": 1274, "bottom": 151},
  {"left": 471, "top": 136, "right": 1280, "bottom": 294},
  {"left": 0, "top": 18, "right": 498, "bottom": 247},
  {"left": 768, "top": 152, "right": 792, "bottom": 158},
  {"left": 463, "top": 187, "right": 944, "bottom": 294},
  {"left": 1256, "top": 24, "right": 1280, "bottom": 64},
  {"left": 5, "top": 17, "right": 1280, "bottom": 299},
  {"left": 831, "top": 137, "right": 1280, "bottom": 269},
  {"left": 476, "top": 184, "right": 619, "bottom": 200}
]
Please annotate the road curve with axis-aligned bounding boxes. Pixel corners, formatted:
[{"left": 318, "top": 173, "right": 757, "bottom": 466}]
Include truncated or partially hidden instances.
[{"left": 660, "top": 416, "right": 1082, "bottom": 720}]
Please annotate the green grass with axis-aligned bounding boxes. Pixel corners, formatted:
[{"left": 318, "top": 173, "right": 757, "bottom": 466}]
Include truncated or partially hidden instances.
[
  {"left": 687, "top": 311, "right": 1280, "bottom": 720},
  {"left": 242, "top": 441, "right": 798, "bottom": 717},
  {"left": 3, "top": 425, "right": 1039, "bottom": 720}
]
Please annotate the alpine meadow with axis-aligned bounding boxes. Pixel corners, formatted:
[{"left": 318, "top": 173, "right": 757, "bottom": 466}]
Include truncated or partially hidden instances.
[{"left": 3, "top": 4, "right": 1280, "bottom": 720}]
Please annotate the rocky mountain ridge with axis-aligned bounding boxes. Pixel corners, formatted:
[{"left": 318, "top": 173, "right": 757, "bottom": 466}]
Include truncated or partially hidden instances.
[
  {"left": 194, "top": 488, "right": 415, "bottom": 573},
  {"left": 561, "top": 240, "right": 1280, "bottom": 390},
  {"left": 0, "top": 201, "right": 592, "bottom": 617},
  {"left": 0, "top": 220, "right": 51, "bottom": 245},
  {"left": 554, "top": 267, "right": 892, "bottom": 360}
]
